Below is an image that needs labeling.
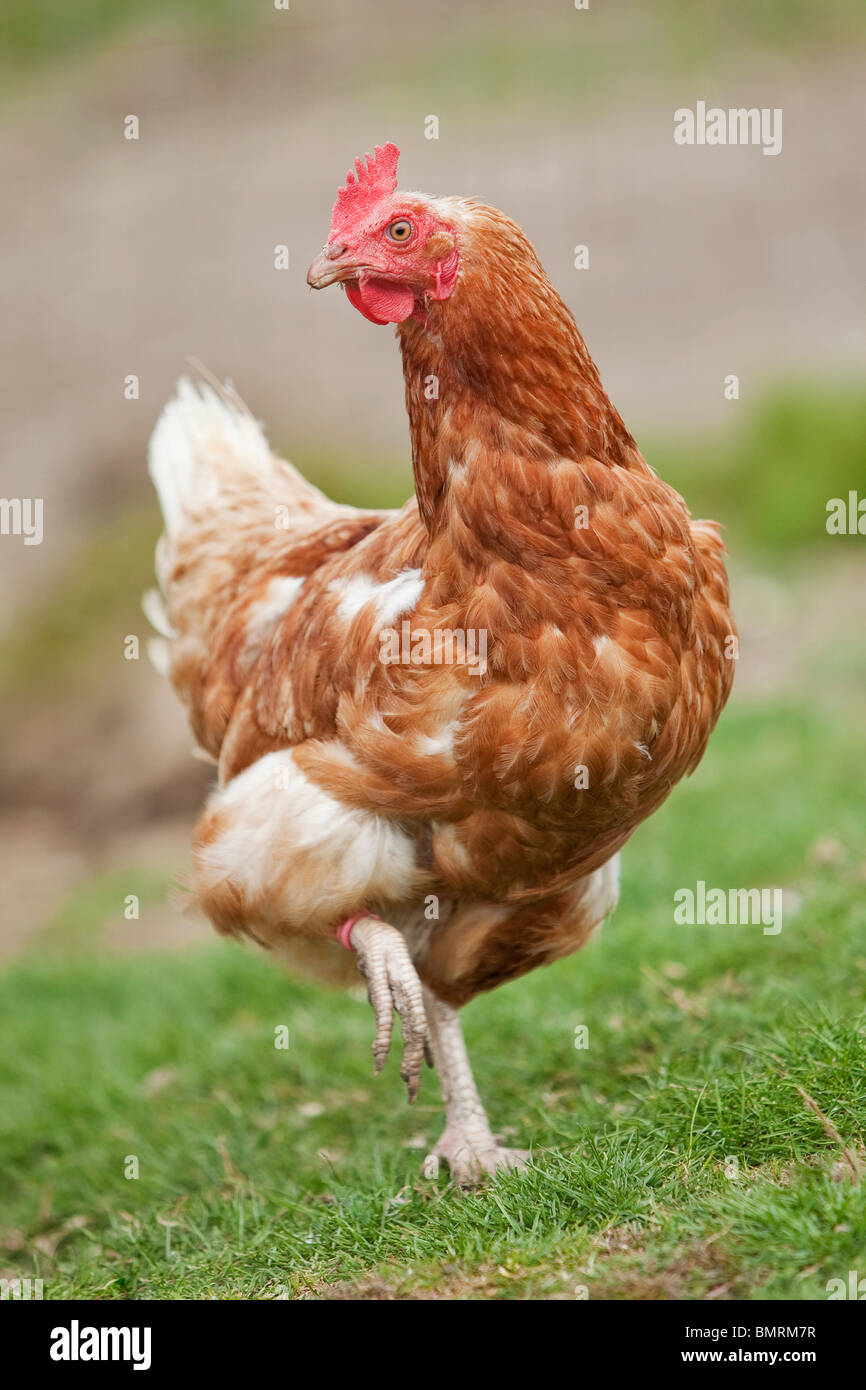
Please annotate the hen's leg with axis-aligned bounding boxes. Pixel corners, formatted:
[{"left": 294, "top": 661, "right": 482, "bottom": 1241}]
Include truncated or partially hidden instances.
[
  {"left": 421, "top": 986, "right": 529, "bottom": 1187},
  {"left": 342, "top": 915, "right": 429, "bottom": 1103}
]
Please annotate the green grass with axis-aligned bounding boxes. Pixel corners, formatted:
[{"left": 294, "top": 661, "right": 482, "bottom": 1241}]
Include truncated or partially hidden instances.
[
  {"left": 657, "top": 383, "right": 866, "bottom": 558},
  {"left": 1, "top": 694, "right": 865, "bottom": 1300},
  {"left": 3, "top": 0, "right": 865, "bottom": 108},
  {"left": 0, "top": 498, "right": 163, "bottom": 706},
  {"left": 0, "top": 0, "right": 248, "bottom": 67}
]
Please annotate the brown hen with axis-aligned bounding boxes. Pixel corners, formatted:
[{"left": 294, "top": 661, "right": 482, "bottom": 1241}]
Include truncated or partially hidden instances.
[{"left": 147, "top": 144, "right": 735, "bottom": 1185}]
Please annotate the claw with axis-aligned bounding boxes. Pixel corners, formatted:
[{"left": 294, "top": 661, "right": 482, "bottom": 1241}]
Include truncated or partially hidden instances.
[
  {"left": 346, "top": 916, "right": 429, "bottom": 1103},
  {"left": 424, "top": 1132, "right": 530, "bottom": 1188}
]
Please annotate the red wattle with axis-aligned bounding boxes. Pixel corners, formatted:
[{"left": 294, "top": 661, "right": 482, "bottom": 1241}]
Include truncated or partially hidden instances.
[{"left": 346, "top": 275, "right": 416, "bottom": 325}]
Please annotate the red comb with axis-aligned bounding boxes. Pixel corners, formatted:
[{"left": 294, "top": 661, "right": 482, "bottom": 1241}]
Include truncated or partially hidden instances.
[{"left": 329, "top": 143, "right": 400, "bottom": 240}]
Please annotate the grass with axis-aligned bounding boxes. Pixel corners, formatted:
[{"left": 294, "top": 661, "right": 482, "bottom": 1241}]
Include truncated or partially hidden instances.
[
  {"left": 1, "top": 693, "right": 865, "bottom": 1300},
  {"left": 3, "top": 0, "right": 866, "bottom": 110},
  {"left": 657, "top": 383, "right": 866, "bottom": 558}
]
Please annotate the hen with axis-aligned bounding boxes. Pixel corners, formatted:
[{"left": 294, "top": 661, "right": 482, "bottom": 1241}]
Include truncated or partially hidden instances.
[{"left": 147, "top": 143, "right": 735, "bottom": 1185}]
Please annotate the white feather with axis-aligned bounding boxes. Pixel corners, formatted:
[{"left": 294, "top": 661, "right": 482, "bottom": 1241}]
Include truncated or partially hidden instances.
[
  {"left": 141, "top": 586, "right": 174, "bottom": 638},
  {"left": 146, "top": 637, "right": 170, "bottom": 676},
  {"left": 147, "top": 378, "right": 270, "bottom": 536}
]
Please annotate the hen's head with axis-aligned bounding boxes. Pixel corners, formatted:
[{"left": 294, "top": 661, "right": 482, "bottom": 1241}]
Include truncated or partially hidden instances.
[{"left": 306, "top": 143, "right": 459, "bottom": 325}]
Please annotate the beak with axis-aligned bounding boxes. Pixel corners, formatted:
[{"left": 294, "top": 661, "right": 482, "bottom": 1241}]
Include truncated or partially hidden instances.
[{"left": 307, "top": 244, "right": 358, "bottom": 290}]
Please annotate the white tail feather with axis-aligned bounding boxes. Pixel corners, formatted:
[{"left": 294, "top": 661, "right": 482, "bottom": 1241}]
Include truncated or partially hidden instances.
[
  {"left": 147, "top": 378, "right": 271, "bottom": 536},
  {"left": 146, "top": 636, "right": 170, "bottom": 676},
  {"left": 142, "top": 586, "right": 174, "bottom": 637},
  {"left": 145, "top": 375, "right": 341, "bottom": 701}
]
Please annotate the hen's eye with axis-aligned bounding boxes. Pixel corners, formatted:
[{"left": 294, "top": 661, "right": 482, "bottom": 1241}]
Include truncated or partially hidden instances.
[{"left": 386, "top": 219, "right": 413, "bottom": 243}]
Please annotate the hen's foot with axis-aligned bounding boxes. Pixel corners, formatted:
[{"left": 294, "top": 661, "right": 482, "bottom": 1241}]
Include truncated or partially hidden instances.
[
  {"left": 423, "top": 1129, "right": 530, "bottom": 1188},
  {"left": 346, "top": 916, "right": 428, "bottom": 1103},
  {"left": 418, "top": 986, "right": 530, "bottom": 1188}
]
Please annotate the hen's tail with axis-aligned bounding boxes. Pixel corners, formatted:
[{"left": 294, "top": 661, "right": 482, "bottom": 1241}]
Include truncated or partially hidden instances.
[
  {"left": 145, "top": 377, "right": 384, "bottom": 759},
  {"left": 150, "top": 378, "right": 272, "bottom": 534}
]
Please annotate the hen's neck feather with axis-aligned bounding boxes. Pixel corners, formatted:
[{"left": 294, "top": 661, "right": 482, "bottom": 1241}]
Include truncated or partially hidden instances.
[{"left": 398, "top": 201, "right": 640, "bottom": 536}]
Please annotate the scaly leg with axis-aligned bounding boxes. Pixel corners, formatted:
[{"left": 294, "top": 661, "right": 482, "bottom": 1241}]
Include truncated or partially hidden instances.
[
  {"left": 421, "top": 985, "right": 529, "bottom": 1187},
  {"left": 343, "top": 915, "right": 429, "bottom": 1102}
]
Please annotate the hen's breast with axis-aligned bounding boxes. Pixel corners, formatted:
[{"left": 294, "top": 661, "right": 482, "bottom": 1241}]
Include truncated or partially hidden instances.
[{"left": 419, "top": 459, "right": 736, "bottom": 898}]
